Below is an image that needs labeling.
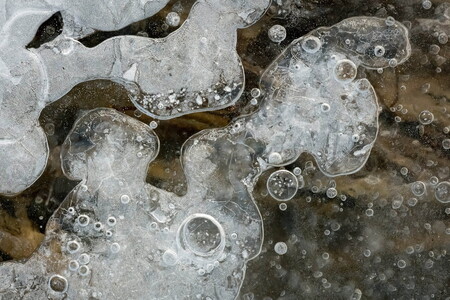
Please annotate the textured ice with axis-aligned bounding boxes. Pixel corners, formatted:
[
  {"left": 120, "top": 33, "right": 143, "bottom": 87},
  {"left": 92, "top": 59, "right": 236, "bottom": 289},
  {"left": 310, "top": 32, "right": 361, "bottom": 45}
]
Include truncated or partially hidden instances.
[
  {"left": 0, "top": 16, "right": 412, "bottom": 299},
  {"left": 0, "top": 108, "right": 263, "bottom": 299},
  {"left": 0, "top": 0, "right": 270, "bottom": 195}
]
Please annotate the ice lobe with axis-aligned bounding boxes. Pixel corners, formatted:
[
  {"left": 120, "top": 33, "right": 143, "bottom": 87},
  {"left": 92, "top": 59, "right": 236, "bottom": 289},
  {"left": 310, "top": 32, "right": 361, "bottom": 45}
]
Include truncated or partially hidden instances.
[
  {"left": 0, "top": 0, "right": 271, "bottom": 195},
  {"left": 37, "top": 0, "right": 272, "bottom": 117},
  {"left": 0, "top": 108, "right": 262, "bottom": 299}
]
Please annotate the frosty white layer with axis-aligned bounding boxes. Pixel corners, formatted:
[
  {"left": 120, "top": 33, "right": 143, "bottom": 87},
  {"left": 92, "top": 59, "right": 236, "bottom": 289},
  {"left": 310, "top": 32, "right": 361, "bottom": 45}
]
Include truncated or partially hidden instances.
[
  {"left": 0, "top": 0, "right": 170, "bottom": 38},
  {"left": 0, "top": 108, "right": 263, "bottom": 299},
  {"left": 0, "top": 0, "right": 270, "bottom": 195}
]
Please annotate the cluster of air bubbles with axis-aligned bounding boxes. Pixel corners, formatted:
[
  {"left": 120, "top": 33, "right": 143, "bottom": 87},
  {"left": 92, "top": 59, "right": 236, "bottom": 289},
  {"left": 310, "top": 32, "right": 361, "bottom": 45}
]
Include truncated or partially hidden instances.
[
  {"left": 48, "top": 275, "right": 68, "bottom": 293},
  {"left": 268, "top": 25, "right": 287, "bottom": 43},
  {"left": 418, "top": 110, "right": 434, "bottom": 125},
  {"left": 250, "top": 88, "right": 261, "bottom": 105},
  {"left": 301, "top": 36, "right": 321, "bottom": 53},
  {"left": 274, "top": 242, "right": 288, "bottom": 255},
  {"left": 267, "top": 170, "right": 299, "bottom": 201},
  {"left": 435, "top": 181, "right": 449, "bottom": 203},
  {"left": 166, "top": 12, "right": 181, "bottom": 27},
  {"left": 411, "top": 181, "right": 426, "bottom": 196},
  {"left": 333, "top": 59, "right": 357, "bottom": 83}
]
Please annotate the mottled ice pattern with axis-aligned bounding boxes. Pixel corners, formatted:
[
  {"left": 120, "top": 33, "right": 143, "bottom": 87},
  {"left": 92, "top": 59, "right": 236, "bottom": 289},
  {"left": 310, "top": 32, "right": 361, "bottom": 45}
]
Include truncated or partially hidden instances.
[
  {"left": 0, "top": 0, "right": 270, "bottom": 195},
  {"left": 0, "top": 108, "right": 263, "bottom": 299},
  {"left": 0, "top": 16, "right": 411, "bottom": 299}
]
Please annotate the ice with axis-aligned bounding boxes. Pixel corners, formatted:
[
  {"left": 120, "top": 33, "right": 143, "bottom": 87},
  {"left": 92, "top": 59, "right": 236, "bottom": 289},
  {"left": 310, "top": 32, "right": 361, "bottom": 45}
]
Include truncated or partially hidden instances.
[
  {"left": 0, "top": 15, "right": 412, "bottom": 299},
  {"left": 243, "top": 16, "right": 410, "bottom": 176},
  {"left": 0, "top": 0, "right": 270, "bottom": 195},
  {"left": 0, "top": 108, "right": 262, "bottom": 299}
]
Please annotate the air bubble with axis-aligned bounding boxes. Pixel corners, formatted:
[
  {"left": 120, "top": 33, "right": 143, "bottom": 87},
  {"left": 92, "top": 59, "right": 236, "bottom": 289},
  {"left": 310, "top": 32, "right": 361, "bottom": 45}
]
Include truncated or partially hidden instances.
[
  {"left": 267, "top": 170, "right": 299, "bottom": 201},
  {"left": 279, "top": 203, "right": 287, "bottom": 211},
  {"left": 162, "top": 249, "right": 178, "bottom": 266},
  {"left": 274, "top": 242, "right": 288, "bottom": 255},
  {"left": 268, "top": 152, "right": 283, "bottom": 165},
  {"left": 326, "top": 188, "right": 337, "bottom": 199},
  {"left": 78, "top": 265, "right": 90, "bottom": 276},
  {"left": 78, "top": 253, "right": 90, "bottom": 265},
  {"left": 68, "top": 260, "right": 79, "bottom": 271},
  {"left": 385, "top": 16, "right": 395, "bottom": 26},
  {"left": 434, "top": 181, "right": 449, "bottom": 203},
  {"left": 120, "top": 194, "right": 131, "bottom": 204},
  {"left": 422, "top": 0, "right": 432, "bottom": 10},
  {"left": 301, "top": 36, "right": 322, "bottom": 53},
  {"left": 374, "top": 45, "right": 385, "bottom": 57},
  {"left": 268, "top": 25, "right": 286, "bottom": 43},
  {"left": 165, "top": 12, "right": 180, "bottom": 27},
  {"left": 177, "top": 214, "right": 225, "bottom": 257},
  {"left": 76, "top": 215, "right": 90, "bottom": 227},
  {"left": 411, "top": 181, "right": 426, "bottom": 196},
  {"left": 418, "top": 110, "right": 434, "bottom": 125},
  {"left": 251, "top": 88, "right": 261, "bottom": 98},
  {"left": 333, "top": 59, "right": 357, "bottom": 83},
  {"left": 110, "top": 243, "right": 121, "bottom": 253},
  {"left": 397, "top": 259, "right": 407, "bottom": 268},
  {"left": 442, "top": 139, "right": 450, "bottom": 150},
  {"left": 48, "top": 275, "right": 68, "bottom": 293},
  {"left": 107, "top": 216, "right": 117, "bottom": 226},
  {"left": 67, "top": 240, "right": 81, "bottom": 254}
]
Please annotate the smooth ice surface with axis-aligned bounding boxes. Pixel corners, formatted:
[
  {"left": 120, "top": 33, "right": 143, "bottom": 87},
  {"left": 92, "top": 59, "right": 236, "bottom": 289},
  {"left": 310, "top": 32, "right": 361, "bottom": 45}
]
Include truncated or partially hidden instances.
[{"left": 0, "top": 0, "right": 270, "bottom": 195}]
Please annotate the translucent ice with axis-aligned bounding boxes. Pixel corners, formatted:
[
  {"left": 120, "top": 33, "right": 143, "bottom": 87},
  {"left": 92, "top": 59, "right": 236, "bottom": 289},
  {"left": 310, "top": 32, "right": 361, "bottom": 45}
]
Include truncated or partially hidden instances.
[
  {"left": 0, "top": 0, "right": 271, "bottom": 195},
  {"left": 0, "top": 108, "right": 263, "bottom": 299}
]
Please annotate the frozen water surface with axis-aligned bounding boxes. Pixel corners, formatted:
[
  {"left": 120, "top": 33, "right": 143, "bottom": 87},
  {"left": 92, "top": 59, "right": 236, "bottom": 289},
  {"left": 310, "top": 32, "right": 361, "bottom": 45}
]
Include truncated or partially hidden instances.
[
  {"left": 1, "top": 1, "right": 450, "bottom": 300},
  {"left": 0, "top": 0, "right": 270, "bottom": 195}
]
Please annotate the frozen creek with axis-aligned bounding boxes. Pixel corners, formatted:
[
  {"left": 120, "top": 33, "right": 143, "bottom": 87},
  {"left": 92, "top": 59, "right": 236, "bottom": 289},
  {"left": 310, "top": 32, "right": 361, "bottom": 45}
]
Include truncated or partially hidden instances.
[{"left": 0, "top": 1, "right": 449, "bottom": 300}]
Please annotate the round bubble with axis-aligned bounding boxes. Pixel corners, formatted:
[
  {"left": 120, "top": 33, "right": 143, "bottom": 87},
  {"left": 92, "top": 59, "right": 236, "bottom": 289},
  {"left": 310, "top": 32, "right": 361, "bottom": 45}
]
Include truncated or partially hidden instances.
[
  {"left": 177, "top": 214, "right": 225, "bottom": 257},
  {"left": 274, "top": 242, "right": 288, "bottom": 255},
  {"left": 411, "top": 181, "right": 426, "bottom": 196},
  {"left": 333, "top": 59, "right": 357, "bottom": 83},
  {"left": 418, "top": 110, "right": 434, "bottom": 125},
  {"left": 268, "top": 25, "right": 287, "bottom": 43},
  {"left": 435, "top": 181, "right": 449, "bottom": 203},
  {"left": 374, "top": 45, "right": 386, "bottom": 57},
  {"left": 267, "top": 170, "right": 299, "bottom": 201},
  {"left": 301, "top": 36, "right": 322, "bottom": 53},
  {"left": 166, "top": 12, "right": 181, "bottom": 27},
  {"left": 48, "top": 275, "right": 68, "bottom": 293}
]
